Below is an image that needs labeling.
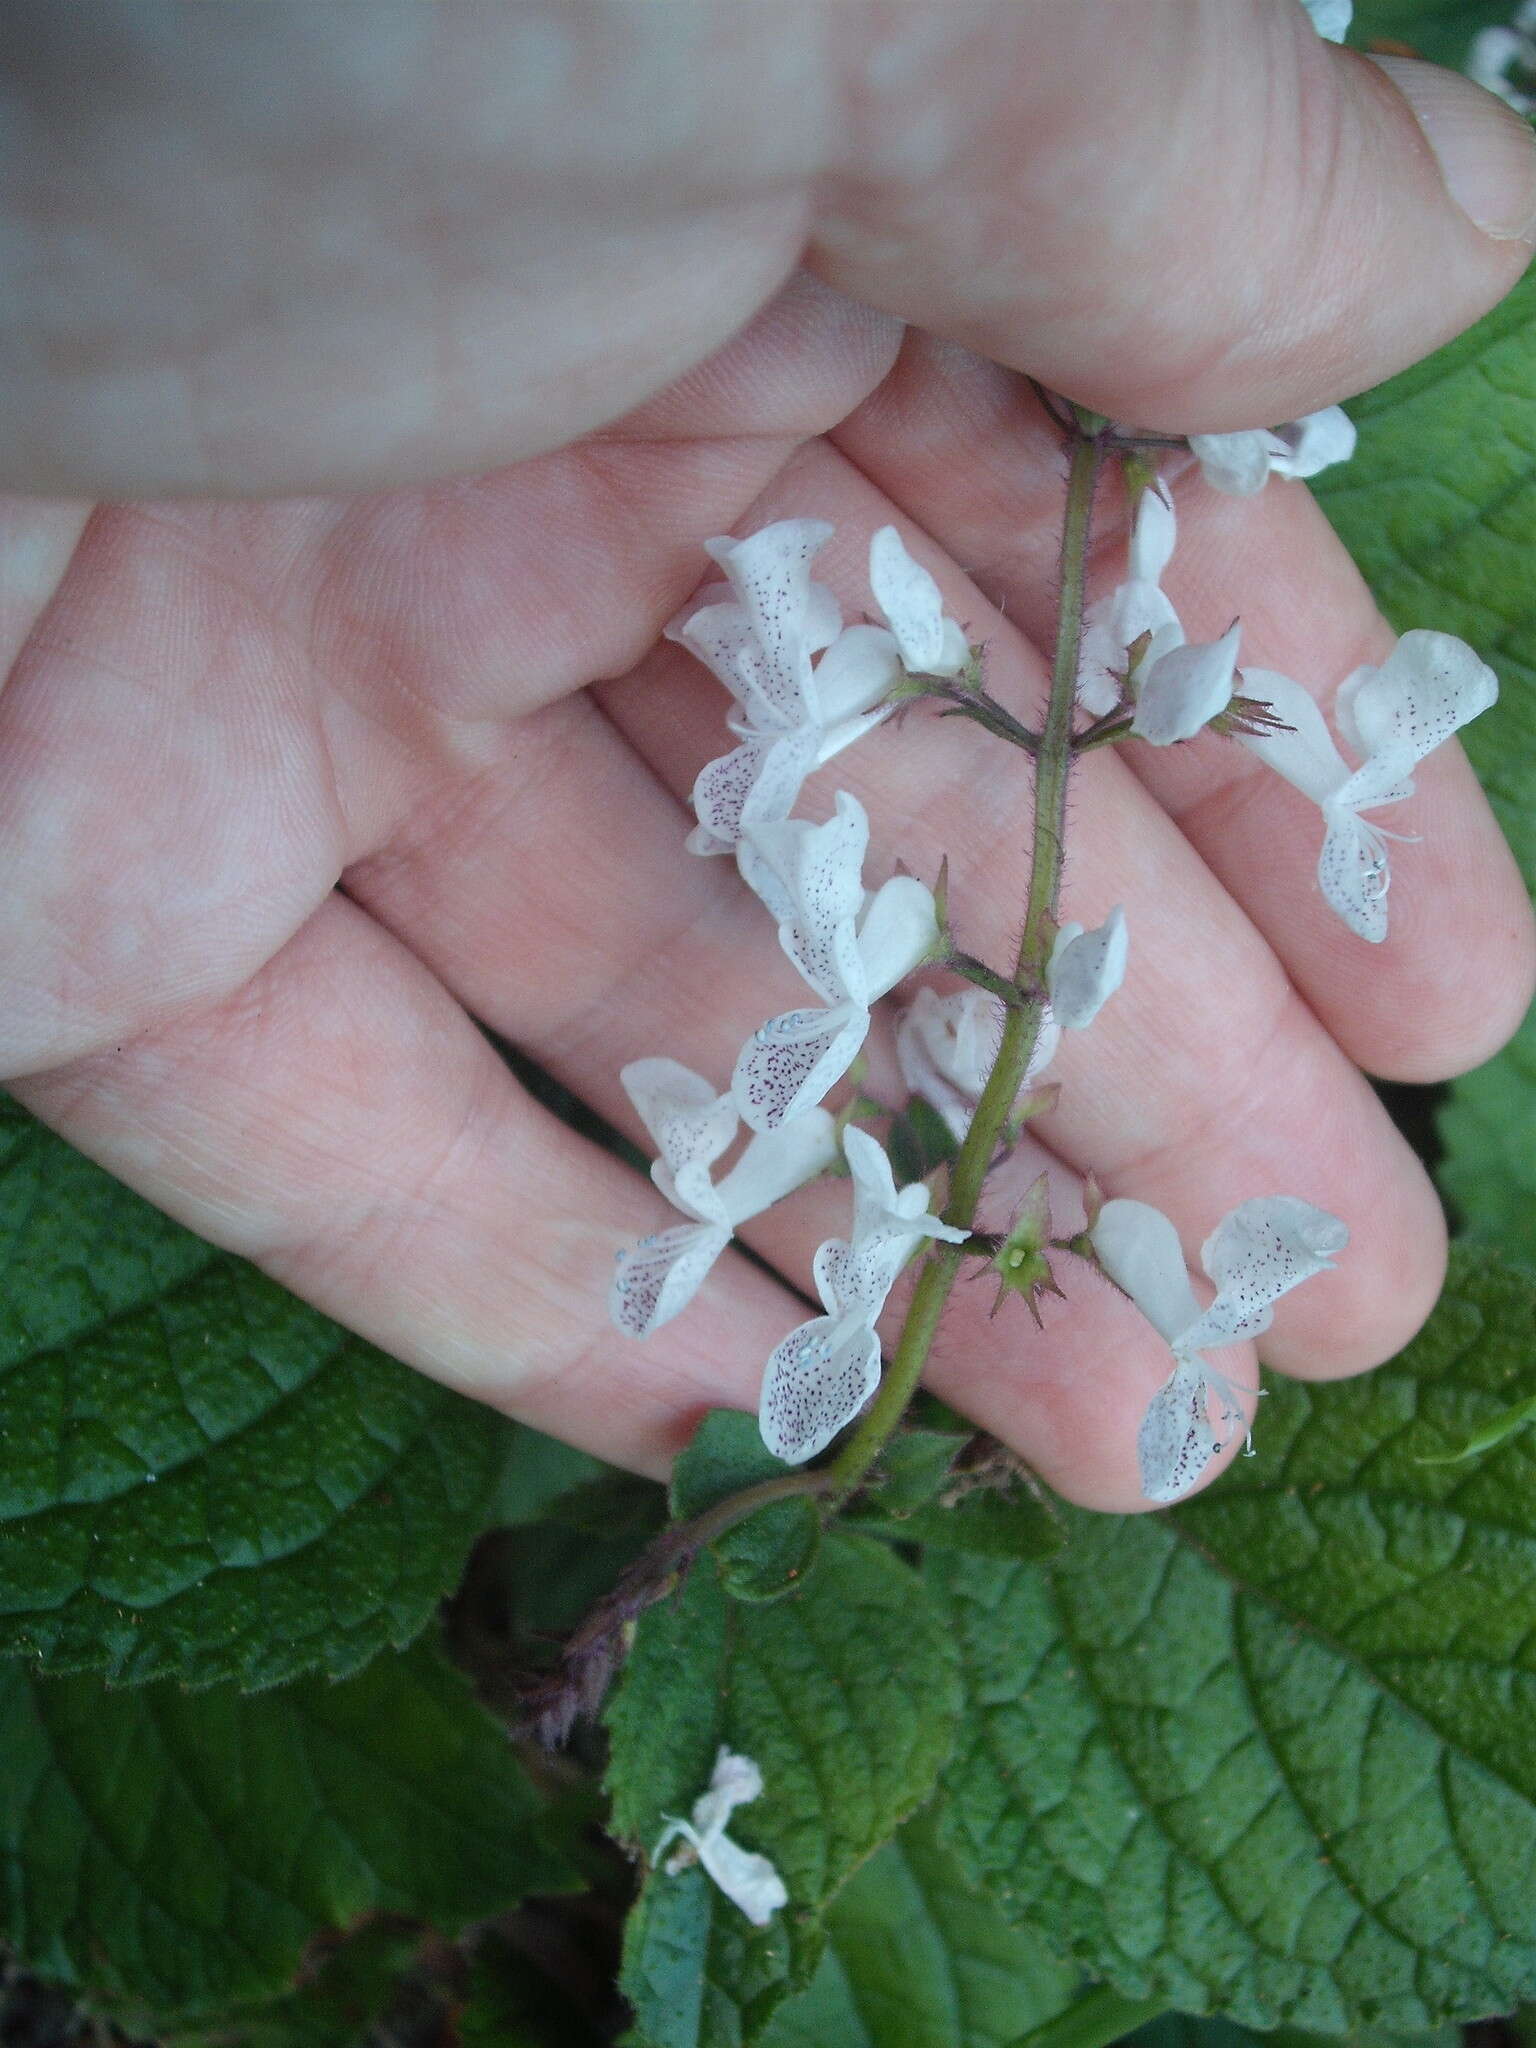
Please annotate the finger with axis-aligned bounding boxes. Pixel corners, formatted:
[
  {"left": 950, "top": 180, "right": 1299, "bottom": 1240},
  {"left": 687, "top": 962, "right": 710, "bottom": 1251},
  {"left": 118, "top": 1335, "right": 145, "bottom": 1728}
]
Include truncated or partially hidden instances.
[
  {"left": 9, "top": 3, "right": 1533, "bottom": 496},
  {"left": 808, "top": 2, "right": 1536, "bottom": 429},
  {"left": 830, "top": 336, "right": 1536, "bottom": 1081},
  {"left": 11, "top": 892, "right": 802, "bottom": 1479}
]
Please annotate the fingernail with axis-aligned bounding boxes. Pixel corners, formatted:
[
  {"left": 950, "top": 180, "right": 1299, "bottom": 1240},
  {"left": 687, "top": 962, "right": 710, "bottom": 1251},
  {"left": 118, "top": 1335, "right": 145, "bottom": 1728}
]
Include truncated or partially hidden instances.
[{"left": 1372, "top": 54, "right": 1536, "bottom": 242}]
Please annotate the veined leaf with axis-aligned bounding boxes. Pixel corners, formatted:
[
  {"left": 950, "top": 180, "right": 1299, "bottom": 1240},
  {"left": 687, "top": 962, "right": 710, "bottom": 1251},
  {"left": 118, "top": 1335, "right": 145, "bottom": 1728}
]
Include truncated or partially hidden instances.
[
  {"left": 0, "top": 1635, "right": 574, "bottom": 2027},
  {"left": 0, "top": 1097, "right": 517, "bottom": 1687},
  {"left": 934, "top": 1249, "right": 1536, "bottom": 2033},
  {"left": 758, "top": 1802, "right": 1077, "bottom": 2048},
  {"left": 606, "top": 1533, "right": 961, "bottom": 2048},
  {"left": 670, "top": 1410, "right": 820, "bottom": 1604}
]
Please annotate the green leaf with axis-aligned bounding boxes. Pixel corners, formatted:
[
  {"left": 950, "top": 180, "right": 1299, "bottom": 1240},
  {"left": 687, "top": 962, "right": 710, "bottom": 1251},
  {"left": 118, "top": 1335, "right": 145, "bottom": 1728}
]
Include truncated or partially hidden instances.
[
  {"left": 886, "top": 1099, "right": 962, "bottom": 1187},
  {"left": 758, "top": 1802, "right": 1078, "bottom": 2048},
  {"left": 670, "top": 1410, "right": 820, "bottom": 1604},
  {"left": 882, "top": 1489, "right": 1068, "bottom": 1561},
  {"left": 0, "top": 1634, "right": 575, "bottom": 2027},
  {"left": 160, "top": 1919, "right": 425, "bottom": 2048},
  {"left": 606, "top": 1532, "right": 962, "bottom": 2048},
  {"left": 1312, "top": 265, "right": 1536, "bottom": 1250},
  {"left": 1120, "top": 2017, "right": 1458, "bottom": 2048},
  {"left": 1437, "top": 1011, "right": 1536, "bottom": 1246},
  {"left": 1348, "top": 0, "right": 1515, "bottom": 64},
  {"left": 488, "top": 1426, "right": 610, "bottom": 1527},
  {"left": 0, "top": 1097, "right": 516, "bottom": 1687},
  {"left": 848, "top": 1437, "right": 1067, "bottom": 1561},
  {"left": 933, "top": 1248, "right": 1536, "bottom": 2033},
  {"left": 860, "top": 1428, "right": 970, "bottom": 1515}
]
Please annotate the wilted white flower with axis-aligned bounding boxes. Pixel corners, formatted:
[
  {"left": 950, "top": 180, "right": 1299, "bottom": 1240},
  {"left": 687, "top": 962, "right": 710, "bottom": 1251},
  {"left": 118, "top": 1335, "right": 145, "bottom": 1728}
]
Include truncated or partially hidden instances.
[
  {"left": 671, "top": 520, "right": 901, "bottom": 856},
  {"left": 610, "top": 1059, "right": 836, "bottom": 1336},
  {"left": 1240, "top": 630, "right": 1498, "bottom": 941},
  {"left": 1079, "top": 480, "right": 1182, "bottom": 716},
  {"left": 1091, "top": 1194, "right": 1348, "bottom": 1502},
  {"left": 734, "top": 793, "right": 938, "bottom": 1130},
  {"left": 869, "top": 525, "right": 970, "bottom": 678},
  {"left": 654, "top": 1748, "right": 788, "bottom": 1926},
  {"left": 1132, "top": 623, "right": 1242, "bottom": 746},
  {"left": 759, "top": 1128, "right": 966, "bottom": 1464},
  {"left": 1078, "top": 483, "right": 1237, "bottom": 741},
  {"left": 1189, "top": 407, "right": 1356, "bottom": 496},
  {"left": 1047, "top": 908, "right": 1129, "bottom": 1029}
]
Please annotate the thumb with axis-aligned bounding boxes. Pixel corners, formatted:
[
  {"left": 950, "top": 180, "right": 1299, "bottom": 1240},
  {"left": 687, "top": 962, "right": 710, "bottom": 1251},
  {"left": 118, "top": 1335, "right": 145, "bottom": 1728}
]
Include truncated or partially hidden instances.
[{"left": 810, "top": 0, "right": 1536, "bottom": 430}]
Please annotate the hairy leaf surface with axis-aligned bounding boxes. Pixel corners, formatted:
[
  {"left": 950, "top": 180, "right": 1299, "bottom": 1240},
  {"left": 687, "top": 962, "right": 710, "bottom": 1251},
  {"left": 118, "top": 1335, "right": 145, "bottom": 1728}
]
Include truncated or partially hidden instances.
[
  {"left": 0, "top": 1099, "right": 516, "bottom": 1686},
  {"left": 606, "top": 1533, "right": 961, "bottom": 2048},
  {"left": 0, "top": 1636, "right": 573, "bottom": 2025},
  {"left": 935, "top": 1250, "right": 1536, "bottom": 2032},
  {"left": 758, "top": 1803, "right": 1077, "bottom": 2048}
]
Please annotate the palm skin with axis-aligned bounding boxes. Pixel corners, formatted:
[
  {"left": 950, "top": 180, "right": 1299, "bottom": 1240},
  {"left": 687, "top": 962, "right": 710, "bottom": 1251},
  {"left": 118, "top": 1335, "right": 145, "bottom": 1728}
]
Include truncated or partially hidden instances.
[{"left": 2, "top": 267, "right": 1529, "bottom": 1514}]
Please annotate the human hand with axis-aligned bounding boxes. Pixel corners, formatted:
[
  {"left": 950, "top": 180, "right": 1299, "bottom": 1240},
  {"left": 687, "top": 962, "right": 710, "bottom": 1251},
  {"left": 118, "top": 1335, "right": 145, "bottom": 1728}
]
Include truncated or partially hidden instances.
[{"left": 4, "top": 1, "right": 1533, "bottom": 1510}]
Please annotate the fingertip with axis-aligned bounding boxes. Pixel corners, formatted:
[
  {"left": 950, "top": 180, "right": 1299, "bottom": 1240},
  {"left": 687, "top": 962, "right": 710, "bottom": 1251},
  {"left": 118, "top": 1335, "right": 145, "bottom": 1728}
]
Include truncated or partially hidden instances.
[
  {"left": 1367, "top": 52, "right": 1536, "bottom": 249},
  {"left": 1262, "top": 1141, "right": 1448, "bottom": 1384}
]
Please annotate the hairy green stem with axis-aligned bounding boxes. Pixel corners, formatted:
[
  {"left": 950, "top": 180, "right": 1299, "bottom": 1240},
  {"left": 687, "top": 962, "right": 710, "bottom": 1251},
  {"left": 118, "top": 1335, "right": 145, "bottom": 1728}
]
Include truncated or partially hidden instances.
[
  {"left": 827, "top": 427, "right": 1103, "bottom": 1499},
  {"left": 1005, "top": 1988, "right": 1169, "bottom": 2048}
]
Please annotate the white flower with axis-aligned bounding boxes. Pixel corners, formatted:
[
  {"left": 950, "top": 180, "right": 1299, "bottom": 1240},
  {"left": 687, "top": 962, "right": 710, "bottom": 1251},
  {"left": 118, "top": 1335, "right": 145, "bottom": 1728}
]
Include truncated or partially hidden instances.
[
  {"left": 610, "top": 1059, "right": 836, "bottom": 1337},
  {"left": 734, "top": 793, "right": 939, "bottom": 1131},
  {"left": 1078, "top": 480, "right": 1182, "bottom": 716},
  {"left": 1240, "top": 630, "right": 1498, "bottom": 941},
  {"left": 868, "top": 526, "right": 970, "bottom": 678},
  {"left": 759, "top": 1128, "right": 967, "bottom": 1464},
  {"left": 896, "top": 985, "right": 1061, "bottom": 1139},
  {"left": 1047, "top": 908, "right": 1129, "bottom": 1030},
  {"left": 1300, "top": 0, "right": 1351, "bottom": 40},
  {"left": 1078, "top": 483, "right": 1237, "bottom": 741},
  {"left": 670, "top": 520, "right": 901, "bottom": 857},
  {"left": 1132, "top": 623, "right": 1242, "bottom": 745},
  {"left": 1467, "top": 26, "right": 1536, "bottom": 112},
  {"left": 1189, "top": 407, "right": 1356, "bottom": 496},
  {"left": 653, "top": 1748, "right": 788, "bottom": 1927},
  {"left": 1091, "top": 1194, "right": 1348, "bottom": 1503}
]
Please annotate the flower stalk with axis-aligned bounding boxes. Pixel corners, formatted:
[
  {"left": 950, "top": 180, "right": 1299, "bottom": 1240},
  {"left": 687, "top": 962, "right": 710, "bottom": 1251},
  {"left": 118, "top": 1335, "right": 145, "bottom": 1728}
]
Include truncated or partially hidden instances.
[{"left": 826, "top": 424, "right": 1104, "bottom": 1498}]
